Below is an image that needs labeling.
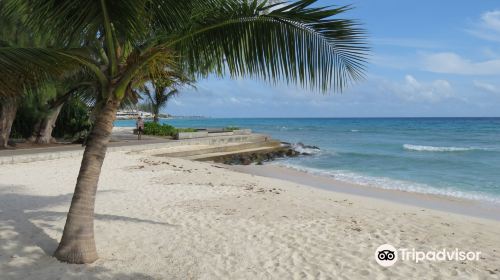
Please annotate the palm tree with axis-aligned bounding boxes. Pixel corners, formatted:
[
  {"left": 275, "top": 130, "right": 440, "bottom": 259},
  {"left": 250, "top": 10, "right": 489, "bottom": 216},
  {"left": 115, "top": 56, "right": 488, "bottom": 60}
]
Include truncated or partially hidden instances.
[
  {"left": 144, "top": 86, "right": 179, "bottom": 123},
  {"left": 27, "top": 90, "right": 74, "bottom": 144},
  {"left": 144, "top": 86, "right": 177, "bottom": 122},
  {"left": 140, "top": 75, "right": 191, "bottom": 122},
  {"left": 0, "top": 1, "right": 46, "bottom": 147},
  {"left": 0, "top": 96, "right": 18, "bottom": 147},
  {"left": 1, "top": 0, "right": 368, "bottom": 263}
]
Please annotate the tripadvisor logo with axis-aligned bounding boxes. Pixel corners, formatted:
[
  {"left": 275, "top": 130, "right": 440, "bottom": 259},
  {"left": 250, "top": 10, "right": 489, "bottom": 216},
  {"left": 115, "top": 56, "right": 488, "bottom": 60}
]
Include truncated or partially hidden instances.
[
  {"left": 375, "top": 244, "right": 397, "bottom": 267},
  {"left": 375, "top": 244, "right": 481, "bottom": 267}
]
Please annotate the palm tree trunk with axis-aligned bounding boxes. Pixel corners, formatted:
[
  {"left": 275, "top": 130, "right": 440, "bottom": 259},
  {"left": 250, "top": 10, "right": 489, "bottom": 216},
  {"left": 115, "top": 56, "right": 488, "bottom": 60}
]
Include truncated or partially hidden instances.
[
  {"left": 28, "top": 119, "right": 42, "bottom": 143},
  {"left": 54, "top": 97, "right": 119, "bottom": 264},
  {"left": 32, "top": 103, "right": 64, "bottom": 144},
  {"left": 153, "top": 106, "right": 159, "bottom": 123},
  {"left": 0, "top": 98, "right": 19, "bottom": 148}
]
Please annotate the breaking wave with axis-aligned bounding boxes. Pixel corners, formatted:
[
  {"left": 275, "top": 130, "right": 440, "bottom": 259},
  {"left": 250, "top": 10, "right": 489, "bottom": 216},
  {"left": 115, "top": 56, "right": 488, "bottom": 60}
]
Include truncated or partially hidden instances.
[
  {"left": 275, "top": 163, "right": 500, "bottom": 204},
  {"left": 291, "top": 143, "right": 322, "bottom": 155},
  {"left": 403, "top": 144, "right": 481, "bottom": 152}
]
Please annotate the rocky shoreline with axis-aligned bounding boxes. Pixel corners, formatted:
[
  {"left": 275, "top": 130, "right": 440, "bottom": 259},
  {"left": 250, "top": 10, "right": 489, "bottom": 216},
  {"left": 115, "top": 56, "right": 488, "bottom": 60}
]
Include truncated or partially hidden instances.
[{"left": 216, "top": 142, "right": 321, "bottom": 165}]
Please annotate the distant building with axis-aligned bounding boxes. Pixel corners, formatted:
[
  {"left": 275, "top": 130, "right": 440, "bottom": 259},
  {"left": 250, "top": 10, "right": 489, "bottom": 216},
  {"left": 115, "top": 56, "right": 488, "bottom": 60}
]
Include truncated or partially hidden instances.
[{"left": 116, "top": 110, "right": 153, "bottom": 120}]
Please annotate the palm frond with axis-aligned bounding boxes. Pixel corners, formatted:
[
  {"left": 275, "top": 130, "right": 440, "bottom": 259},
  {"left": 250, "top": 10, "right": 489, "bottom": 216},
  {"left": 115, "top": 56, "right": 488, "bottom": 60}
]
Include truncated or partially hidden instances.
[
  {"left": 0, "top": 47, "right": 108, "bottom": 97},
  {"left": 3, "top": 0, "right": 149, "bottom": 46},
  {"left": 161, "top": 89, "right": 179, "bottom": 104},
  {"left": 0, "top": 48, "right": 64, "bottom": 97},
  {"left": 3, "top": 0, "right": 368, "bottom": 97},
  {"left": 158, "top": 0, "right": 368, "bottom": 92}
]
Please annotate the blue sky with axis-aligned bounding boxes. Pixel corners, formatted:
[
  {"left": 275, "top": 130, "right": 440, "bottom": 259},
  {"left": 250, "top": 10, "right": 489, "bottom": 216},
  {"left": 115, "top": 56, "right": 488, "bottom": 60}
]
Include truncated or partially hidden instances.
[{"left": 166, "top": 0, "right": 500, "bottom": 117}]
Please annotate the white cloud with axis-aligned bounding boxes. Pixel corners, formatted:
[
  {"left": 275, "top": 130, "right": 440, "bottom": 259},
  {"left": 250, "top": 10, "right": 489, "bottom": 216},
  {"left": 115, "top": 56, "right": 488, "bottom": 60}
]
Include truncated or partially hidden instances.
[
  {"left": 421, "top": 52, "right": 500, "bottom": 75},
  {"left": 159, "top": 74, "right": 500, "bottom": 117},
  {"left": 171, "top": 99, "right": 184, "bottom": 106},
  {"left": 480, "top": 47, "right": 500, "bottom": 59},
  {"left": 380, "top": 75, "right": 454, "bottom": 103},
  {"left": 482, "top": 10, "right": 500, "bottom": 32},
  {"left": 229, "top": 97, "right": 241, "bottom": 104},
  {"left": 467, "top": 10, "right": 500, "bottom": 42},
  {"left": 473, "top": 80, "right": 500, "bottom": 94}
]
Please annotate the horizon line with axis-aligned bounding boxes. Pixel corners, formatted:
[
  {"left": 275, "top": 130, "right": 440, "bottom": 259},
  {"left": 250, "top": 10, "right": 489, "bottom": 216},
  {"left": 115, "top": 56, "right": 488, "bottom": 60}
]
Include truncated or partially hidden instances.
[{"left": 157, "top": 116, "right": 500, "bottom": 119}]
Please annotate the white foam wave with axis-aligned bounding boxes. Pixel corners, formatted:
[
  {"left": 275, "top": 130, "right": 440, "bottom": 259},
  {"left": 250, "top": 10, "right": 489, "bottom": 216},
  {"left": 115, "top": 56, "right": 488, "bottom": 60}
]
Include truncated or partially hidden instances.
[
  {"left": 294, "top": 147, "right": 320, "bottom": 155},
  {"left": 403, "top": 144, "right": 479, "bottom": 152},
  {"left": 275, "top": 163, "right": 500, "bottom": 204},
  {"left": 292, "top": 144, "right": 321, "bottom": 155}
]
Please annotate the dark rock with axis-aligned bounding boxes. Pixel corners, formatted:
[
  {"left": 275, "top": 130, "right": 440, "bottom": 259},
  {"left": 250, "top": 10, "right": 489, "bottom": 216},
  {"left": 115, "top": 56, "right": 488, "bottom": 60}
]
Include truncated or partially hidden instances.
[
  {"left": 296, "top": 142, "right": 320, "bottom": 150},
  {"left": 240, "top": 156, "right": 252, "bottom": 165},
  {"left": 214, "top": 142, "right": 320, "bottom": 165}
]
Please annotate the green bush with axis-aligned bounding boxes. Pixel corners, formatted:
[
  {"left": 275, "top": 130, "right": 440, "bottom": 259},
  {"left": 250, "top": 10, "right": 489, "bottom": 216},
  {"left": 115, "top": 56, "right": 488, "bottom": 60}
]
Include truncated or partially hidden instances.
[
  {"left": 143, "top": 122, "right": 176, "bottom": 136},
  {"left": 11, "top": 95, "right": 92, "bottom": 141},
  {"left": 143, "top": 122, "right": 196, "bottom": 137},
  {"left": 224, "top": 126, "right": 240, "bottom": 131},
  {"left": 54, "top": 97, "right": 92, "bottom": 140},
  {"left": 178, "top": 128, "right": 197, "bottom": 133},
  {"left": 11, "top": 83, "right": 59, "bottom": 139}
]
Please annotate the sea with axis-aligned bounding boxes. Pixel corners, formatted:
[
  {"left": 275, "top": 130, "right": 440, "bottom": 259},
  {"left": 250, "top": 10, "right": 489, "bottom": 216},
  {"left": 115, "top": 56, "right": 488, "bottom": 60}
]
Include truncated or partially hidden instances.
[{"left": 115, "top": 118, "right": 500, "bottom": 204}]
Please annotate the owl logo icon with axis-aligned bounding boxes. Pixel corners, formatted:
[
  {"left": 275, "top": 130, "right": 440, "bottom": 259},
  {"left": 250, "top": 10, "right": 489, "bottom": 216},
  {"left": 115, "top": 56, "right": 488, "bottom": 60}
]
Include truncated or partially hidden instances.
[{"left": 375, "top": 244, "right": 398, "bottom": 267}]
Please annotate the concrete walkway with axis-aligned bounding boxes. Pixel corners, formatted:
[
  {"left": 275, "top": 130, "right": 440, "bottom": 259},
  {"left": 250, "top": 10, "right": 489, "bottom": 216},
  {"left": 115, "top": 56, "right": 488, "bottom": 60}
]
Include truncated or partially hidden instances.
[{"left": 0, "top": 131, "right": 268, "bottom": 165}]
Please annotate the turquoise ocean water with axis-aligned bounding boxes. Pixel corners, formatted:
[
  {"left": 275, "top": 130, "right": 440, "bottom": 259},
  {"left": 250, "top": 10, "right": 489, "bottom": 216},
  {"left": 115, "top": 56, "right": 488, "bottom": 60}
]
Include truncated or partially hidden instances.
[{"left": 115, "top": 118, "right": 500, "bottom": 203}]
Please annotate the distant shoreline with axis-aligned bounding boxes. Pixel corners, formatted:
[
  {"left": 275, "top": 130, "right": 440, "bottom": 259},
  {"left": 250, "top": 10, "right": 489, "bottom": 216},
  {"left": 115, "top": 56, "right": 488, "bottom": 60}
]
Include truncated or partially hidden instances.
[
  {"left": 114, "top": 117, "right": 500, "bottom": 120},
  {"left": 115, "top": 116, "right": 208, "bottom": 121}
]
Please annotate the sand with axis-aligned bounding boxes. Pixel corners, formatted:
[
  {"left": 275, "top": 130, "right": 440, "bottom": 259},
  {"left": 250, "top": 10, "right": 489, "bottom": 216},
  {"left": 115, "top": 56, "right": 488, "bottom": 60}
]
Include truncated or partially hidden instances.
[{"left": 1, "top": 150, "right": 499, "bottom": 279}]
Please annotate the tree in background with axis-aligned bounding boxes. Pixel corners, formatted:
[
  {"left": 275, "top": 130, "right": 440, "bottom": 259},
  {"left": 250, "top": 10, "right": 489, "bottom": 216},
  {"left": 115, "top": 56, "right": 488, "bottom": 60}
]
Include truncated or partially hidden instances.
[
  {"left": 28, "top": 73, "right": 98, "bottom": 144},
  {"left": 1, "top": 0, "right": 368, "bottom": 263},
  {"left": 0, "top": 1, "right": 44, "bottom": 147},
  {"left": 0, "top": 1, "right": 80, "bottom": 147},
  {"left": 139, "top": 73, "right": 193, "bottom": 122},
  {"left": 10, "top": 83, "right": 58, "bottom": 140},
  {"left": 8, "top": 70, "right": 98, "bottom": 144},
  {"left": 0, "top": 97, "right": 18, "bottom": 148},
  {"left": 53, "top": 96, "right": 93, "bottom": 143},
  {"left": 144, "top": 84, "right": 178, "bottom": 123}
]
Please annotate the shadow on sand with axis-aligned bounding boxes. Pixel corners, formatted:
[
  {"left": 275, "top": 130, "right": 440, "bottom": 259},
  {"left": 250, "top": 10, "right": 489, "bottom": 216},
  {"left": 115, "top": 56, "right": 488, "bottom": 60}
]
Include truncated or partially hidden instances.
[{"left": 0, "top": 185, "right": 174, "bottom": 279}]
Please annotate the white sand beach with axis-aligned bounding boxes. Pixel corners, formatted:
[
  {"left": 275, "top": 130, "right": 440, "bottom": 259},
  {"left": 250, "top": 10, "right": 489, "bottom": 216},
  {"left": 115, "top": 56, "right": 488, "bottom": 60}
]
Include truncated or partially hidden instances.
[{"left": 1, "top": 150, "right": 500, "bottom": 279}]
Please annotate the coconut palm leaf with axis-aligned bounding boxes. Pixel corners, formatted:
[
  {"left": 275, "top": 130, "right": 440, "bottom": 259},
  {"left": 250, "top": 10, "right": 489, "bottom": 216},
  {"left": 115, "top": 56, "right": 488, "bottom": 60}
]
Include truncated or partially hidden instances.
[
  {"left": 3, "top": 0, "right": 148, "bottom": 45},
  {"left": 161, "top": 0, "right": 368, "bottom": 92},
  {"left": 0, "top": 47, "right": 107, "bottom": 97}
]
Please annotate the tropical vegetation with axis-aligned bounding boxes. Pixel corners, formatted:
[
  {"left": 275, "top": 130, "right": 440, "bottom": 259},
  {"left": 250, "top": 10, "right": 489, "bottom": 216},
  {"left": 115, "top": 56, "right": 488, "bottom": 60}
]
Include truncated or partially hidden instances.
[
  {"left": 143, "top": 122, "right": 196, "bottom": 137},
  {"left": 224, "top": 126, "right": 241, "bottom": 131},
  {"left": 0, "top": 0, "right": 368, "bottom": 264},
  {"left": 136, "top": 71, "right": 192, "bottom": 122}
]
